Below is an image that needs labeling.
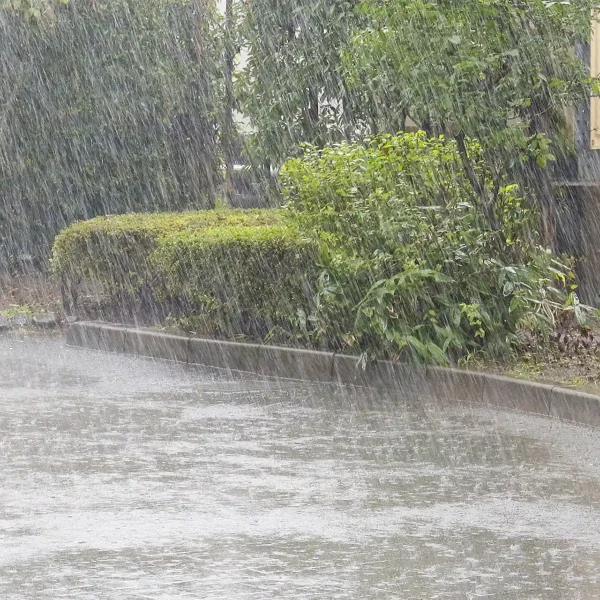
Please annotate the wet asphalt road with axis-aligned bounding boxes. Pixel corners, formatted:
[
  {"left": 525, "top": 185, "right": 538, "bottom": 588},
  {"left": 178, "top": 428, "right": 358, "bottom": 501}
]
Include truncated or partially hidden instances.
[{"left": 0, "top": 334, "right": 600, "bottom": 599}]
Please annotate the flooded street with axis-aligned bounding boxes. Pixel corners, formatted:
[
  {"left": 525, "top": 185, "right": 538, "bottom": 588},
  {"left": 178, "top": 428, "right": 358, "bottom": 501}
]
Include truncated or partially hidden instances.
[{"left": 1, "top": 335, "right": 599, "bottom": 599}]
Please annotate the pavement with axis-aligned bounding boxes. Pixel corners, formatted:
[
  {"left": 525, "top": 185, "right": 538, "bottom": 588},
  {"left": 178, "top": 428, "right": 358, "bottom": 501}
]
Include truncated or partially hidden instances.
[{"left": 1, "top": 334, "right": 599, "bottom": 599}]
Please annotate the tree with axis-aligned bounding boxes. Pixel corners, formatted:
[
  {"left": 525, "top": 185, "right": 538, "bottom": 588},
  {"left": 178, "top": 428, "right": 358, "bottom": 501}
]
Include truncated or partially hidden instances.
[
  {"left": 0, "top": 0, "right": 224, "bottom": 268},
  {"left": 236, "top": 0, "right": 600, "bottom": 245},
  {"left": 345, "top": 0, "right": 600, "bottom": 242},
  {"left": 236, "top": 0, "right": 366, "bottom": 168}
]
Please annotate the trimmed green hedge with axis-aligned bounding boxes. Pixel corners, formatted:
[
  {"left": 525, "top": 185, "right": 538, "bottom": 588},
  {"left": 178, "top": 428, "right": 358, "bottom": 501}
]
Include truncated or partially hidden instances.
[{"left": 52, "top": 210, "right": 317, "bottom": 341}]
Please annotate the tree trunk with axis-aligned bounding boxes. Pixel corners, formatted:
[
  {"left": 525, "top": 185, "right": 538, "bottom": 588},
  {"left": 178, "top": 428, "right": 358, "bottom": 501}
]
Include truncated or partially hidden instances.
[
  {"left": 304, "top": 87, "right": 319, "bottom": 144},
  {"left": 525, "top": 160, "right": 556, "bottom": 249},
  {"left": 525, "top": 89, "right": 557, "bottom": 249},
  {"left": 455, "top": 133, "right": 499, "bottom": 231}
]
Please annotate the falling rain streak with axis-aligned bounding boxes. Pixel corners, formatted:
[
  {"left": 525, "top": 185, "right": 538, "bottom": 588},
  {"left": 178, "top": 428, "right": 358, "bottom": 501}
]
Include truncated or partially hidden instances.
[{"left": 1, "top": 0, "right": 600, "bottom": 597}]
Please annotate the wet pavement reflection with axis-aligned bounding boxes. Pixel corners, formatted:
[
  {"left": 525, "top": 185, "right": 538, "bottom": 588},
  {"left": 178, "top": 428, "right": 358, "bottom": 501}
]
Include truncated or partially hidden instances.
[{"left": 1, "top": 336, "right": 599, "bottom": 599}]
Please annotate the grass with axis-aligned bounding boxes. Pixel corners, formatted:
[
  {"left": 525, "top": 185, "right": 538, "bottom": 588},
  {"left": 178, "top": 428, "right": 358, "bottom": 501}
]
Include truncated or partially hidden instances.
[
  {"left": 0, "top": 304, "right": 37, "bottom": 319},
  {"left": 465, "top": 344, "right": 600, "bottom": 395}
]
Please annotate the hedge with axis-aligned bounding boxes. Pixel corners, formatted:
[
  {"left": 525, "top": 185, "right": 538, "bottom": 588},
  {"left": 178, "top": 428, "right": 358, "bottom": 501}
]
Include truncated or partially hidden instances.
[{"left": 52, "top": 209, "right": 317, "bottom": 341}]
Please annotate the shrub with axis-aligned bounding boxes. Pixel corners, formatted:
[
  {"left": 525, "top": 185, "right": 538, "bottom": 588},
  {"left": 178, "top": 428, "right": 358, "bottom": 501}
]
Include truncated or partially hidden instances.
[
  {"left": 152, "top": 224, "right": 316, "bottom": 340},
  {"left": 281, "top": 132, "right": 575, "bottom": 363},
  {"left": 52, "top": 209, "right": 317, "bottom": 341}
]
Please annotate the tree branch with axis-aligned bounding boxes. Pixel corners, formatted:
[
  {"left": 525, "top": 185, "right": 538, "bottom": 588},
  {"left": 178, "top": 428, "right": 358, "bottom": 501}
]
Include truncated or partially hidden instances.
[{"left": 455, "top": 133, "right": 499, "bottom": 231}]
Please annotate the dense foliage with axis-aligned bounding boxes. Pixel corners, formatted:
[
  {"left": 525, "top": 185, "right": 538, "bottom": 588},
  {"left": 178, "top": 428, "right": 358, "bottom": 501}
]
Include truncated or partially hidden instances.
[
  {"left": 52, "top": 210, "right": 317, "bottom": 341},
  {"left": 281, "top": 133, "right": 575, "bottom": 363},
  {"left": 54, "top": 134, "right": 577, "bottom": 363},
  {"left": 4, "top": 0, "right": 600, "bottom": 268},
  {"left": 0, "top": 0, "right": 223, "bottom": 270},
  {"left": 345, "top": 0, "right": 600, "bottom": 239},
  {"left": 236, "top": 0, "right": 365, "bottom": 167},
  {"left": 238, "top": 0, "right": 600, "bottom": 241},
  {"left": 9, "top": 0, "right": 599, "bottom": 365}
]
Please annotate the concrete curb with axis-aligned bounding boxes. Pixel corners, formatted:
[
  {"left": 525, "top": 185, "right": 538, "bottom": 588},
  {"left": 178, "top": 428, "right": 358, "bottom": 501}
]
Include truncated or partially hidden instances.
[{"left": 66, "top": 321, "right": 600, "bottom": 428}]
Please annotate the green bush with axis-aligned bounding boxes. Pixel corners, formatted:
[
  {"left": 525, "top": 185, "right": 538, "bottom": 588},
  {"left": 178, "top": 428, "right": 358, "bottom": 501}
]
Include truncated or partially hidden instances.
[
  {"left": 52, "top": 209, "right": 317, "bottom": 341},
  {"left": 53, "top": 134, "right": 578, "bottom": 362},
  {"left": 281, "top": 132, "right": 575, "bottom": 363},
  {"left": 153, "top": 224, "right": 316, "bottom": 340}
]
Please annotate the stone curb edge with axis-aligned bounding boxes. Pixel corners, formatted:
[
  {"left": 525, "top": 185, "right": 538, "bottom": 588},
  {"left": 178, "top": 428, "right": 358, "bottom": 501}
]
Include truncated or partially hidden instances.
[{"left": 66, "top": 321, "right": 600, "bottom": 428}]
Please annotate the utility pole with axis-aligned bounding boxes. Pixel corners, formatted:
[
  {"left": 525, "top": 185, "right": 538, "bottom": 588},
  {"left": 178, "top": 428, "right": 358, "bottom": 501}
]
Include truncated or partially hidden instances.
[
  {"left": 224, "top": 0, "right": 235, "bottom": 206},
  {"left": 193, "top": 0, "right": 217, "bottom": 208}
]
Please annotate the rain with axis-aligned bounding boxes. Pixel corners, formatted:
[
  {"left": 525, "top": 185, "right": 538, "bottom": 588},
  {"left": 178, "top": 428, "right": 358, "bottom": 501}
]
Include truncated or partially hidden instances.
[{"left": 1, "top": 0, "right": 600, "bottom": 597}]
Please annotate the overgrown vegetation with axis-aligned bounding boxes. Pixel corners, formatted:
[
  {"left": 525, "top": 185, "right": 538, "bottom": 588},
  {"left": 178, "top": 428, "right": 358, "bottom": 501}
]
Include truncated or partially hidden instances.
[
  {"left": 238, "top": 0, "right": 600, "bottom": 214},
  {"left": 5, "top": 0, "right": 600, "bottom": 268},
  {"left": 53, "top": 133, "right": 581, "bottom": 364},
  {"left": 52, "top": 210, "right": 317, "bottom": 341},
  {"left": 343, "top": 0, "right": 600, "bottom": 243},
  {"left": 281, "top": 133, "right": 577, "bottom": 363}
]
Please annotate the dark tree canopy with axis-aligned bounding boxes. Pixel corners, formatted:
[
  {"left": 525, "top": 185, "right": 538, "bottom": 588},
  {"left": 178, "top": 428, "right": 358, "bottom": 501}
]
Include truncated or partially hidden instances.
[{"left": 0, "top": 0, "right": 224, "bottom": 268}]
